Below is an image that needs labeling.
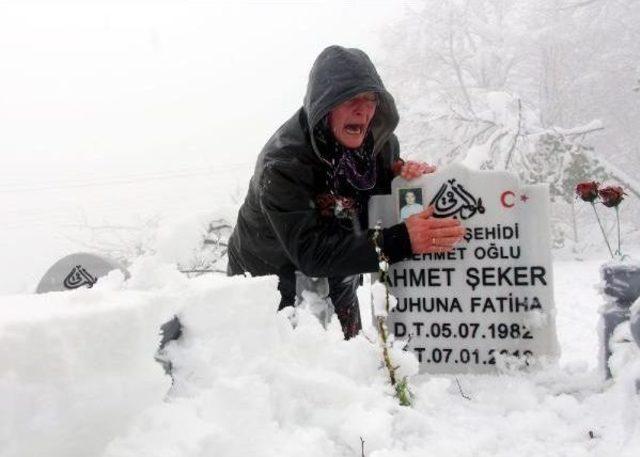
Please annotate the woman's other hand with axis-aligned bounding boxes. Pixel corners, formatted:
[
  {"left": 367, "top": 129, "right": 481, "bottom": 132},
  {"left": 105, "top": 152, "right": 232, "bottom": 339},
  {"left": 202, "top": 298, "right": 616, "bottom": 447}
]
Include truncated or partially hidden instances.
[
  {"left": 405, "top": 206, "right": 465, "bottom": 253},
  {"left": 392, "top": 160, "right": 437, "bottom": 181}
]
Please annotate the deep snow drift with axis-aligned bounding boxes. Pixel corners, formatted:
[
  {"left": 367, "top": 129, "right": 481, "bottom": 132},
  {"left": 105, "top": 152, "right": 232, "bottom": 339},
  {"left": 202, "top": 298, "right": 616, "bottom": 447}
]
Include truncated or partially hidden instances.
[{"left": 2, "top": 258, "right": 640, "bottom": 457}]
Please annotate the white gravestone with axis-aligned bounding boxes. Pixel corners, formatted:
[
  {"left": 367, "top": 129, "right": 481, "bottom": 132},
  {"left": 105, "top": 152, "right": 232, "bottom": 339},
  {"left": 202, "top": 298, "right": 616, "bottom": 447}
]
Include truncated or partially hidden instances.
[
  {"left": 36, "top": 252, "right": 129, "bottom": 294},
  {"left": 369, "top": 163, "right": 560, "bottom": 374}
]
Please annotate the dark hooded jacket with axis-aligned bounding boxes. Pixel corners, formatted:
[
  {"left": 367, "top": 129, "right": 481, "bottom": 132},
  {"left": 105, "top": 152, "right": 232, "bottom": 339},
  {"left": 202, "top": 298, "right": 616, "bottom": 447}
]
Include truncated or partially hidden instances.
[{"left": 227, "top": 46, "right": 412, "bottom": 278}]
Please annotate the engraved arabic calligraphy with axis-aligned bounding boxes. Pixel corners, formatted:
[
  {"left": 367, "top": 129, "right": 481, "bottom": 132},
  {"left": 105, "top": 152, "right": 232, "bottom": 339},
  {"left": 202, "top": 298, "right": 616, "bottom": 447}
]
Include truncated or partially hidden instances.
[
  {"left": 63, "top": 265, "right": 97, "bottom": 289},
  {"left": 429, "top": 179, "right": 485, "bottom": 220}
]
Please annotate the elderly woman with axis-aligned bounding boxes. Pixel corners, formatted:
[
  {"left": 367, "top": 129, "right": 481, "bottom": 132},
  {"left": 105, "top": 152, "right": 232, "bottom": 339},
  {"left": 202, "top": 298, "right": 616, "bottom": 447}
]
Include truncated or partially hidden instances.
[{"left": 228, "top": 46, "right": 464, "bottom": 338}]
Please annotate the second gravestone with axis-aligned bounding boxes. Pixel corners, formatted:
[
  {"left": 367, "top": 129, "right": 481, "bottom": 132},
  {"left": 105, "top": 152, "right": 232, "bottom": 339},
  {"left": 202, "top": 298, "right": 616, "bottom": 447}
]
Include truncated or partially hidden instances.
[{"left": 369, "top": 163, "right": 560, "bottom": 374}]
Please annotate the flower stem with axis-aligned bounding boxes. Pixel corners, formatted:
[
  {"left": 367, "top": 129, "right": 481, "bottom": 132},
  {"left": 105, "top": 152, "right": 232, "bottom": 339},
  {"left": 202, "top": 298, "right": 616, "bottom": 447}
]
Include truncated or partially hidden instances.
[
  {"left": 376, "top": 266, "right": 398, "bottom": 387},
  {"left": 615, "top": 206, "right": 621, "bottom": 258},
  {"left": 372, "top": 222, "right": 412, "bottom": 407},
  {"left": 591, "top": 202, "right": 614, "bottom": 259}
]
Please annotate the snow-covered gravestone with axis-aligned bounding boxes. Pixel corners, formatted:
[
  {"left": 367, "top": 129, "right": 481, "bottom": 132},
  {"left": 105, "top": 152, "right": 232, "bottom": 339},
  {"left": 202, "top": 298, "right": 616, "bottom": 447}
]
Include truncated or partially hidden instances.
[
  {"left": 369, "top": 163, "right": 560, "bottom": 374},
  {"left": 36, "top": 252, "right": 129, "bottom": 294}
]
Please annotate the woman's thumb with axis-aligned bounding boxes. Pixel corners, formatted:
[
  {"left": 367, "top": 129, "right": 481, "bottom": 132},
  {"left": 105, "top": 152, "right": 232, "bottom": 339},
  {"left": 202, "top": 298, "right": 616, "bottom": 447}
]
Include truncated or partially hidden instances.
[{"left": 418, "top": 205, "right": 434, "bottom": 219}]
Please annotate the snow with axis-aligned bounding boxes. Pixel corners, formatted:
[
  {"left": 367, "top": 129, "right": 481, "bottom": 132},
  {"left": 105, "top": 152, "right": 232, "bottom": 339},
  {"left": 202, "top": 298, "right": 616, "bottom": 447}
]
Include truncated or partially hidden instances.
[
  {"left": 371, "top": 281, "right": 397, "bottom": 318},
  {"left": 2, "top": 257, "right": 640, "bottom": 457},
  {"left": 2, "top": 3, "right": 639, "bottom": 455},
  {"left": 0, "top": 269, "right": 176, "bottom": 457}
]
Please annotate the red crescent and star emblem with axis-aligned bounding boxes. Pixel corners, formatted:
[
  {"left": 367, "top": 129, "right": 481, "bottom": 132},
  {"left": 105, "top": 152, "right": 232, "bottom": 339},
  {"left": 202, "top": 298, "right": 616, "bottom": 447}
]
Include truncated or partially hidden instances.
[{"left": 500, "top": 190, "right": 529, "bottom": 208}]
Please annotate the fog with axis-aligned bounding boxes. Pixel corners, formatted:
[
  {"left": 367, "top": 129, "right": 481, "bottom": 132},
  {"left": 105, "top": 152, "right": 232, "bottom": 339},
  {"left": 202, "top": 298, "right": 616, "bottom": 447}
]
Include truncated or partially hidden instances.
[
  {"left": 0, "top": 1, "right": 404, "bottom": 292},
  {"left": 2, "top": 0, "right": 638, "bottom": 293},
  {"left": 1, "top": 1, "right": 403, "bottom": 176}
]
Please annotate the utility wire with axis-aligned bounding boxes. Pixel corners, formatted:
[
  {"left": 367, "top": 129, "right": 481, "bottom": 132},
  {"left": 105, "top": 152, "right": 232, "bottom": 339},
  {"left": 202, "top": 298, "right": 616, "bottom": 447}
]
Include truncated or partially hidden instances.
[{"left": 0, "top": 168, "right": 221, "bottom": 194}]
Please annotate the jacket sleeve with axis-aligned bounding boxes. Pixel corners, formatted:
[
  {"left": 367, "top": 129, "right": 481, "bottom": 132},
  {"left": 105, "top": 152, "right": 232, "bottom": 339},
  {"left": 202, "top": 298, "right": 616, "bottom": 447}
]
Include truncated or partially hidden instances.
[{"left": 259, "top": 158, "right": 411, "bottom": 277}]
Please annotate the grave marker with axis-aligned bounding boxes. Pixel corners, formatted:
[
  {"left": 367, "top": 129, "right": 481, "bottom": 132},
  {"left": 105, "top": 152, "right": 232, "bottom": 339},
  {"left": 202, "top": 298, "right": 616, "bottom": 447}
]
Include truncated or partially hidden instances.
[{"left": 369, "top": 163, "right": 560, "bottom": 374}]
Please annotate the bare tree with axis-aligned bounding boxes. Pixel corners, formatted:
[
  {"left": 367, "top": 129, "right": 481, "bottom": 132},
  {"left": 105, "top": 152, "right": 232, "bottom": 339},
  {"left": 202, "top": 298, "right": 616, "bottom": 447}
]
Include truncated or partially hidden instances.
[{"left": 379, "top": 0, "right": 640, "bottom": 253}]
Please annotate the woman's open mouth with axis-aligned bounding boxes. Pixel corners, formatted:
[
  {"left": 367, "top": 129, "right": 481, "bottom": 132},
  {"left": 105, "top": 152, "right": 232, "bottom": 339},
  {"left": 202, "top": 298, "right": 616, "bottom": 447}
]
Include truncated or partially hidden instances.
[{"left": 344, "top": 124, "right": 365, "bottom": 135}]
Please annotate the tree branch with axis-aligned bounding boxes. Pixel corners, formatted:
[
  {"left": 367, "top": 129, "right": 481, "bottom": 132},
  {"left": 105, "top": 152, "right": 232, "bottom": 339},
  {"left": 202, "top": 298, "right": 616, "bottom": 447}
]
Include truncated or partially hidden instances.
[
  {"left": 456, "top": 377, "right": 471, "bottom": 400},
  {"left": 504, "top": 98, "right": 523, "bottom": 169},
  {"left": 447, "top": 10, "right": 476, "bottom": 117}
]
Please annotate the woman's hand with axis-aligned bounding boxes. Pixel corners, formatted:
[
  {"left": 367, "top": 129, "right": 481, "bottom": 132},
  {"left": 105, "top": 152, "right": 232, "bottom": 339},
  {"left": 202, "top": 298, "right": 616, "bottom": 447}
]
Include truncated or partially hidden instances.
[
  {"left": 405, "top": 206, "right": 465, "bottom": 253},
  {"left": 392, "top": 160, "right": 437, "bottom": 181}
]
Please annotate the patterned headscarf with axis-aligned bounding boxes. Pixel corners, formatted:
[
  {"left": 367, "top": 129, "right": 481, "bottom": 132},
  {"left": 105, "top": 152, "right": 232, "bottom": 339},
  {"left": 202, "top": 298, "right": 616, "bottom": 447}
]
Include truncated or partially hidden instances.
[{"left": 313, "top": 116, "right": 377, "bottom": 192}]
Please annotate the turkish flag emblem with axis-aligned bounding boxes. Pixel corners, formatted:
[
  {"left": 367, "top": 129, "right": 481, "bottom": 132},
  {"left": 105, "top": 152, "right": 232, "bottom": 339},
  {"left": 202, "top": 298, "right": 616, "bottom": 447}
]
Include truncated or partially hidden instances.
[
  {"left": 501, "top": 190, "right": 530, "bottom": 208},
  {"left": 501, "top": 190, "right": 516, "bottom": 208}
]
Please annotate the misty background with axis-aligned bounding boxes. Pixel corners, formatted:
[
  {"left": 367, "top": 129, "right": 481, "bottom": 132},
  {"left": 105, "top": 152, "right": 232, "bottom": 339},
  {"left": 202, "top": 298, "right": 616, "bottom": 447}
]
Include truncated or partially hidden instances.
[{"left": 2, "top": 0, "right": 639, "bottom": 294}]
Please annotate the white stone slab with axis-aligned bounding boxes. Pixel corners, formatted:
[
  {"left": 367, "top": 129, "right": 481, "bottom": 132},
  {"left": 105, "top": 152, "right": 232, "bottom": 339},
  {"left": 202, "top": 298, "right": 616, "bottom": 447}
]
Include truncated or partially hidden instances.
[{"left": 369, "top": 163, "right": 560, "bottom": 374}]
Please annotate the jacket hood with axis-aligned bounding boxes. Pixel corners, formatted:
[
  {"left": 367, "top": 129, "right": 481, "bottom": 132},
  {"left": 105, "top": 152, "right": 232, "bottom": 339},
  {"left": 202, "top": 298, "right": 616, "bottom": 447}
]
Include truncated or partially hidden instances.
[{"left": 303, "top": 45, "right": 399, "bottom": 157}]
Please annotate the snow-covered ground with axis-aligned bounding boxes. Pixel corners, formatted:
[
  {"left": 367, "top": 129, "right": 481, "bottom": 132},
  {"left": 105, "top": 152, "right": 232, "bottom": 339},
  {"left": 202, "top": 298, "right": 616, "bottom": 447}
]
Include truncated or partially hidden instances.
[
  {"left": 2, "top": 257, "right": 639, "bottom": 457},
  {"left": 3, "top": 3, "right": 639, "bottom": 456}
]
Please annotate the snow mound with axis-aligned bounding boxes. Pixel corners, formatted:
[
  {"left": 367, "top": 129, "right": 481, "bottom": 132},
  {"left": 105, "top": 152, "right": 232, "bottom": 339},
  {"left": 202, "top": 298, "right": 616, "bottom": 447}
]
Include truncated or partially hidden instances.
[
  {"left": 105, "top": 272, "right": 639, "bottom": 457},
  {"left": 0, "top": 258, "right": 181, "bottom": 457},
  {"left": 2, "top": 259, "right": 640, "bottom": 457},
  {"left": 104, "top": 274, "right": 416, "bottom": 457}
]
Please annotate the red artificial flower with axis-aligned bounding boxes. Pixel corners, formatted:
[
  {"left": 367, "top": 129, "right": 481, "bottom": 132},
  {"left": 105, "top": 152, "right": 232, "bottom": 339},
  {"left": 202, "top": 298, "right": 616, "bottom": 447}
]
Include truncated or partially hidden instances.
[
  {"left": 316, "top": 193, "right": 337, "bottom": 217},
  {"left": 576, "top": 181, "right": 599, "bottom": 202},
  {"left": 598, "top": 186, "right": 626, "bottom": 208},
  {"left": 315, "top": 193, "right": 357, "bottom": 218},
  {"left": 334, "top": 195, "right": 356, "bottom": 212}
]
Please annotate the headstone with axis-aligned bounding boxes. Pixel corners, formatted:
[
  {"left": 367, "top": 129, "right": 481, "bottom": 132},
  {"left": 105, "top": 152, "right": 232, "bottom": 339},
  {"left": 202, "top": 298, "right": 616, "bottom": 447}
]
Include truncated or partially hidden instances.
[
  {"left": 599, "top": 262, "right": 640, "bottom": 378},
  {"left": 369, "top": 163, "right": 560, "bottom": 374},
  {"left": 36, "top": 252, "right": 129, "bottom": 294},
  {"left": 155, "top": 316, "right": 183, "bottom": 376},
  {"left": 631, "top": 302, "right": 640, "bottom": 349}
]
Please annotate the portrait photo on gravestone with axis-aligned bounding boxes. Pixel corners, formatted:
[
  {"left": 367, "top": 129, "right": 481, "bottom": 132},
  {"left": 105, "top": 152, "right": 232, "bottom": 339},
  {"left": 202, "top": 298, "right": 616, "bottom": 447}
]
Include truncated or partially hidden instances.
[
  {"left": 399, "top": 188, "right": 424, "bottom": 221},
  {"left": 369, "top": 163, "right": 560, "bottom": 375}
]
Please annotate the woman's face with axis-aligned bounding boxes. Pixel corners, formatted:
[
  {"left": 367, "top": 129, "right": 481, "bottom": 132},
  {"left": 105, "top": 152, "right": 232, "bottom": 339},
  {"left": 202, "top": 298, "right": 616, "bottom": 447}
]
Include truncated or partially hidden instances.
[
  {"left": 328, "top": 91, "right": 377, "bottom": 149},
  {"left": 405, "top": 192, "right": 416, "bottom": 205}
]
